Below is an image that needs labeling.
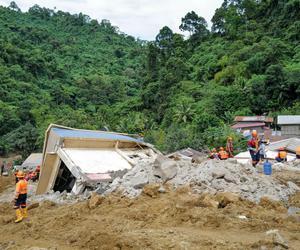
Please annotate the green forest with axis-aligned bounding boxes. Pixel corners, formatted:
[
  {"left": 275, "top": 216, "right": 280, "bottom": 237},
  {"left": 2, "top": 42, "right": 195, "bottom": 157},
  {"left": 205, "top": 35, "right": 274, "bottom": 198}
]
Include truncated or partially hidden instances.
[{"left": 0, "top": 0, "right": 299, "bottom": 157}]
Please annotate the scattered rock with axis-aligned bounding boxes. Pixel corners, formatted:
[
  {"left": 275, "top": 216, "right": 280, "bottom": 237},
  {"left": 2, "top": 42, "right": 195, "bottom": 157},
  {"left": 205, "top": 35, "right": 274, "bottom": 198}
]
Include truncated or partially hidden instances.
[
  {"left": 216, "top": 192, "right": 239, "bottom": 207},
  {"left": 191, "top": 155, "right": 206, "bottom": 164},
  {"left": 200, "top": 195, "right": 219, "bottom": 208},
  {"left": 143, "top": 184, "right": 160, "bottom": 198},
  {"left": 259, "top": 197, "right": 287, "bottom": 213},
  {"left": 211, "top": 168, "right": 228, "bottom": 179},
  {"left": 28, "top": 203, "right": 39, "bottom": 210},
  {"left": 41, "top": 200, "right": 56, "bottom": 208},
  {"left": 102, "top": 156, "right": 298, "bottom": 202},
  {"left": 88, "top": 192, "right": 104, "bottom": 209},
  {"left": 158, "top": 185, "right": 166, "bottom": 193},
  {"left": 287, "top": 181, "right": 300, "bottom": 192},
  {"left": 153, "top": 155, "right": 178, "bottom": 181},
  {"left": 237, "top": 215, "right": 247, "bottom": 220},
  {"left": 266, "top": 229, "right": 289, "bottom": 249},
  {"left": 227, "top": 158, "right": 237, "bottom": 164}
]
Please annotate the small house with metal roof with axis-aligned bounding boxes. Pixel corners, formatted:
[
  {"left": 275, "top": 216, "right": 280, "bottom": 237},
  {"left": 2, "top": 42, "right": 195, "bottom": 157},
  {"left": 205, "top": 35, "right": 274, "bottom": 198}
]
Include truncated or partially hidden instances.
[
  {"left": 277, "top": 115, "right": 300, "bottom": 137},
  {"left": 231, "top": 116, "right": 273, "bottom": 133},
  {"left": 36, "top": 124, "right": 158, "bottom": 195}
]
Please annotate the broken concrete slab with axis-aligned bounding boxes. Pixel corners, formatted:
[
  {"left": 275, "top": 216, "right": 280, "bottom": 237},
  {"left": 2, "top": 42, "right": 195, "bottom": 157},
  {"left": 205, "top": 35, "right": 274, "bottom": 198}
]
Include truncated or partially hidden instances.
[{"left": 153, "top": 155, "right": 178, "bottom": 181}]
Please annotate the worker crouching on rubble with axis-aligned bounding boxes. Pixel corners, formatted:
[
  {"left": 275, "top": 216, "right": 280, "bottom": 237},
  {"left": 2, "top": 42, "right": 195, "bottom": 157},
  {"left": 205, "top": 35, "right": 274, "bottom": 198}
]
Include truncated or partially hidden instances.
[
  {"left": 248, "top": 130, "right": 259, "bottom": 167},
  {"left": 208, "top": 148, "right": 220, "bottom": 160},
  {"left": 218, "top": 147, "right": 229, "bottom": 160},
  {"left": 13, "top": 171, "right": 28, "bottom": 223},
  {"left": 275, "top": 147, "right": 287, "bottom": 162}
]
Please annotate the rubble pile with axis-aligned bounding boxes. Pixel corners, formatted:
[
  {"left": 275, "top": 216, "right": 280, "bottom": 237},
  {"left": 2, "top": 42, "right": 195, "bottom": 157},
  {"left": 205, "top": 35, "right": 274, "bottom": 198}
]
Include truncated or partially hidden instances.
[{"left": 100, "top": 156, "right": 300, "bottom": 202}]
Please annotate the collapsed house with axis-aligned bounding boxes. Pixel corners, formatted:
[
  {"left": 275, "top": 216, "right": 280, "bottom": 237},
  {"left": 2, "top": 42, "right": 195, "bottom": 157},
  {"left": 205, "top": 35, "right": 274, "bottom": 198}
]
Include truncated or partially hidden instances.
[{"left": 36, "top": 124, "right": 158, "bottom": 195}]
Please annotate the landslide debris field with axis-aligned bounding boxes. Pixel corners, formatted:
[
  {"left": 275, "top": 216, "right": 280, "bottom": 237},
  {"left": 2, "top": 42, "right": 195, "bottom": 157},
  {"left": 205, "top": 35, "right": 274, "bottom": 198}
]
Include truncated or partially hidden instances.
[{"left": 0, "top": 168, "right": 300, "bottom": 250}]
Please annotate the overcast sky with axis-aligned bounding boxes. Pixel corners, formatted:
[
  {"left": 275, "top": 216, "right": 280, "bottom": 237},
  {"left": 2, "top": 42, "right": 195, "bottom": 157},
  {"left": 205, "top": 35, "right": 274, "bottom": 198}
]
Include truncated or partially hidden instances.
[{"left": 0, "top": 0, "right": 223, "bottom": 40}]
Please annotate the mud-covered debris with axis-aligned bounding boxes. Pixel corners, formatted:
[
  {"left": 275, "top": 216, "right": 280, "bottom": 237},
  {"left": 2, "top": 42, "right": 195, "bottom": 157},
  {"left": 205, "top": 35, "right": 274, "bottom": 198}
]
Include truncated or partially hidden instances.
[
  {"left": 88, "top": 192, "right": 104, "bottom": 209},
  {"left": 216, "top": 192, "right": 239, "bottom": 207},
  {"left": 28, "top": 202, "right": 39, "bottom": 210},
  {"left": 266, "top": 229, "right": 289, "bottom": 249},
  {"left": 153, "top": 155, "right": 178, "bottom": 181}
]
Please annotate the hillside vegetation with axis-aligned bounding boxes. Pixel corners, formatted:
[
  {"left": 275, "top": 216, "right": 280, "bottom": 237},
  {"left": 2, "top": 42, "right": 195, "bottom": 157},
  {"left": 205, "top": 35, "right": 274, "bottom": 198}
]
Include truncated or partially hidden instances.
[{"left": 0, "top": 0, "right": 299, "bottom": 156}]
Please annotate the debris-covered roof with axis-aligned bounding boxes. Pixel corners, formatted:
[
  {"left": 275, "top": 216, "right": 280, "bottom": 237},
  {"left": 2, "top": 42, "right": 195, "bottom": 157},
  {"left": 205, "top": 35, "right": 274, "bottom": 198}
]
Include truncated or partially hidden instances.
[
  {"left": 52, "top": 127, "right": 143, "bottom": 143},
  {"left": 267, "top": 138, "right": 300, "bottom": 153},
  {"left": 277, "top": 115, "right": 300, "bottom": 125},
  {"left": 21, "top": 153, "right": 43, "bottom": 168},
  {"left": 234, "top": 116, "right": 273, "bottom": 123}
]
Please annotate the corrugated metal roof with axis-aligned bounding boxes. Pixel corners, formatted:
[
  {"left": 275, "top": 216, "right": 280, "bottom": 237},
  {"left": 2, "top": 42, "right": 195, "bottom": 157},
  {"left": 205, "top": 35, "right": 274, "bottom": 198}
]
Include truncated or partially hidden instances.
[
  {"left": 21, "top": 153, "right": 43, "bottom": 168},
  {"left": 267, "top": 138, "right": 300, "bottom": 153},
  {"left": 234, "top": 116, "right": 273, "bottom": 123},
  {"left": 231, "top": 122, "right": 265, "bottom": 129},
  {"left": 277, "top": 115, "right": 300, "bottom": 125},
  {"left": 52, "top": 127, "right": 144, "bottom": 143}
]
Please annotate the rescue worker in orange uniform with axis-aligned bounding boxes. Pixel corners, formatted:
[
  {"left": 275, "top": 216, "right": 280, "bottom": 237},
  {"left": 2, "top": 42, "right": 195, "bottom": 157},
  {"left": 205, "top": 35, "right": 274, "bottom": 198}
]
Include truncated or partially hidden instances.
[
  {"left": 296, "top": 146, "right": 300, "bottom": 160},
  {"left": 218, "top": 147, "right": 229, "bottom": 160},
  {"left": 13, "top": 171, "right": 28, "bottom": 223},
  {"left": 248, "top": 130, "right": 259, "bottom": 167},
  {"left": 226, "top": 137, "right": 234, "bottom": 158},
  {"left": 275, "top": 147, "right": 287, "bottom": 162},
  {"left": 36, "top": 165, "right": 41, "bottom": 180}
]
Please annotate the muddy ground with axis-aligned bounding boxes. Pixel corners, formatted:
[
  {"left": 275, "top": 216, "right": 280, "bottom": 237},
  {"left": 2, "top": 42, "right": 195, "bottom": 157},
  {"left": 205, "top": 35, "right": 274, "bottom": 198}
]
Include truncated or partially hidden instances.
[{"left": 0, "top": 172, "right": 299, "bottom": 250}]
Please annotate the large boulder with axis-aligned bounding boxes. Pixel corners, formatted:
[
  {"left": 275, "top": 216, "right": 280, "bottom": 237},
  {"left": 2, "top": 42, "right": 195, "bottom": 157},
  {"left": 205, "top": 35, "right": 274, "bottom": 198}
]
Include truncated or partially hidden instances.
[{"left": 153, "top": 155, "right": 178, "bottom": 182}]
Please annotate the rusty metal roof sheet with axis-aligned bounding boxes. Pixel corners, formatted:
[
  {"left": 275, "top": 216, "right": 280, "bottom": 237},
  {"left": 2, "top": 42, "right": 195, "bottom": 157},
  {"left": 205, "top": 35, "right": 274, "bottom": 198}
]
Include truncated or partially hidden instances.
[
  {"left": 231, "top": 122, "right": 265, "bottom": 129},
  {"left": 234, "top": 116, "right": 273, "bottom": 123}
]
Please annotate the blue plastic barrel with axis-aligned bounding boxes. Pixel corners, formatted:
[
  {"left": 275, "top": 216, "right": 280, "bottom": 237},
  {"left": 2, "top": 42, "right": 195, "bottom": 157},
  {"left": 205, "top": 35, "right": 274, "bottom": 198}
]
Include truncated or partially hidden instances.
[{"left": 263, "top": 160, "right": 272, "bottom": 175}]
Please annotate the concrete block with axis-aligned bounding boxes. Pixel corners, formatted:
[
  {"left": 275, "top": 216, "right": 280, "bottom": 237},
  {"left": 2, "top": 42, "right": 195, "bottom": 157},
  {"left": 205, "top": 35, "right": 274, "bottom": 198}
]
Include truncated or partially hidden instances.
[
  {"left": 211, "top": 168, "right": 228, "bottom": 179},
  {"left": 153, "top": 155, "right": 178, "bottom": 181}
]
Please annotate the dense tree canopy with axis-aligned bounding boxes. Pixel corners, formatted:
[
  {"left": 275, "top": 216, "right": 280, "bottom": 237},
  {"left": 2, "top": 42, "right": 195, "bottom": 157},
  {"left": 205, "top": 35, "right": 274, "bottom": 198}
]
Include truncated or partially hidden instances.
[{"left": 0, "top": 0, "right": 299, "bottom": 157}]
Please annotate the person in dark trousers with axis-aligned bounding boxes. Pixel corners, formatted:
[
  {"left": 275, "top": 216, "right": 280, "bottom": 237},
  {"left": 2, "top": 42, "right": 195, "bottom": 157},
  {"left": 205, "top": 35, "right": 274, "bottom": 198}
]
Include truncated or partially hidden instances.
[
  {"left": 248, "top": 130, "right": 259, "bottom": 167},
  {"left": 14, "top": 171, "right": 28, "bottom": 223},
  {"left": 0, "top": 162, "right": 4, "bottom": 176}
]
